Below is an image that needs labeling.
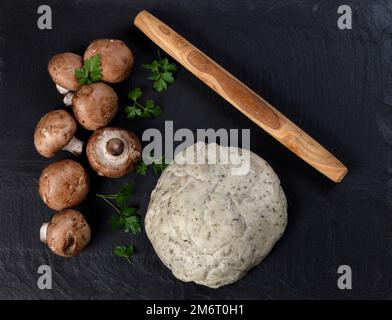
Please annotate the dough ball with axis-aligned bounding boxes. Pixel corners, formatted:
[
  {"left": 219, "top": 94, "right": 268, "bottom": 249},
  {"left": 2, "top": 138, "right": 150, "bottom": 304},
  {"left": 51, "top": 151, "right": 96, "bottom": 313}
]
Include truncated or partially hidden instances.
[{"left": 145, "top": 142, "right": 287, "bottom": 288}]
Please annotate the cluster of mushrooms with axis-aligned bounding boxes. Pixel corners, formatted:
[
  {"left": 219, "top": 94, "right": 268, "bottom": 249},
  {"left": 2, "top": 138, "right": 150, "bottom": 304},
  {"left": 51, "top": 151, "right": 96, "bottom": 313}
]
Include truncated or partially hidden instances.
[{"left": 34, "top": 39, "right": 142, "bottom": 257}]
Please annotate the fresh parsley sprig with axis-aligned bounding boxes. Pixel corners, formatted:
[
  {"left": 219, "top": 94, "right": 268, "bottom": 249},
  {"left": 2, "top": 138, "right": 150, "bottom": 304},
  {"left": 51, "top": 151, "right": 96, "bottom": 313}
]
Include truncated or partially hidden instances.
[
  {"left": 143, "top": 50, "right": 178, "bottom": 92},
  {"left": 124, "top": 88, "right": 161, "bottom": 120},
  {"left": 96, "top": 183, "right": 141, "bottom": 235},
  {"left": 75, "top": 54, "right": 102, "bottom": 85},
  {"left": 153, "top": 159, "right": 169, "bottom": 174},
  {"left": 136, "top": 156, "right": 169, "bottom": 176},
  {"left": 135, "top": 161, "right": 148, "bottom": 175},
  {"left": 114, "top": 245, "right": 134, "bottom": 265}
]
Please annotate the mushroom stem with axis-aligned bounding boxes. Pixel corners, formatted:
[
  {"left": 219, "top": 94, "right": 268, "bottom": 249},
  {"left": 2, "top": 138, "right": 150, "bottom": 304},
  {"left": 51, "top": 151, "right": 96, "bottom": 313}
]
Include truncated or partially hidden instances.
[
  {"left": 62, "top": 136, "right": 84, "bottom": 156},
  {"left": 63, "top": 92, "right": 74, "bottom": 106},
  {"left": 56, "top": 84, "right": 70, "bottom": 95},
  {"left": 40, "top": 222, "right": 49, "bottom": 243},
  {"left": 106, "top": 138, "right": 125, "bottom": 156}
]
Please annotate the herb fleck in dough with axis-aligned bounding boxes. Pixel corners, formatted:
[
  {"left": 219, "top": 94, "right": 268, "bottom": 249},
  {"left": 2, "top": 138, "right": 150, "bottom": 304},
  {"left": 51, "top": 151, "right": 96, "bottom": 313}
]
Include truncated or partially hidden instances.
[{"left": 145, "top": 142, "right": 287, "bottom": 288}]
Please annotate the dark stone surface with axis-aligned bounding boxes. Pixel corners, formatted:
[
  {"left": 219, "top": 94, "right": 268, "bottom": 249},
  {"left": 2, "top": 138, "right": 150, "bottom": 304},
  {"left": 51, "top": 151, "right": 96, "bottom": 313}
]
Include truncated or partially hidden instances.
[{"left": 0, "top": 0, "right": 391, "bottom": 299}]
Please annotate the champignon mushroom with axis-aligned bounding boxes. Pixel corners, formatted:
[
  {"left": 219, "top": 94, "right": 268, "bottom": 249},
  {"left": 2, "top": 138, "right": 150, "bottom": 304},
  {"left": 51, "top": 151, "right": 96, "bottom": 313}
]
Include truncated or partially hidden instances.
[
  {"left": 84, "top": 39, "right": 134, "bottom": 83},
  {"left": 86, "top": 127, "right": 141, "bottom": 178},
  {"left": 48, "top": 52, "right": 83, "bottom": 94},
  {"left": 34, "top": 109, "right": 83, "bottom": 158},
  {"left": 38, "top": 159, "right": 89, "bottom": 210},
  {"left": 40, "top": 209, "right": 91, "bottom": 257},
  {"left": 71, "top": 82, "right": 118, "bottom": 130}
]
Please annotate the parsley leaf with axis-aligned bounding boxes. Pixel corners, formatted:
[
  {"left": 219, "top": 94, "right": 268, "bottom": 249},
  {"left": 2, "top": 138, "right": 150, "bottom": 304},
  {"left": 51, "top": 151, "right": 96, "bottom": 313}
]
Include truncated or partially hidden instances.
[
  {"left": 124, "top": 88, "right": 161, "bottom": 120},
  {"left": 135, "top": 161, "right": 148, "bottom": 175},
  {"left": 153, "top": 79, "right": 167, "bottom": 92},
  {"left": 143, "top": 50, "right": 178, "bottom": 92},
  {"left": 96, "top": 183, "right": 141, "bottom": 235},
  {"left": 121, "top": 207, "right": 137, "bottom": 217},
  {"left": 114, "top": 245, "right": 134, "bottom": 264},
  {"left": 135, "top": 157, "right": 169, "bottom": 176},
  {"left": 97, "top": 185, "right": 141, "bottom": 265},
  {"left": 115, "top": 183, "right": 134, "bottom": 207},
  {"left": 109, "top": 214, "right": 125, "bottom": 231},
  {"left": 153, "top": 157, "right": 169, "bottom": 174},
  {"left": 124, "top": 215, "right": 142, "bottom": 235},
  {"left": 162, "top": 72, "right": 175, "bottom": 83},
  {"left": 128, "top": 87, "right": 142, "bottom": 102},
  {"left": 75, "top": 54, "right": 102, "bottom": 85}
]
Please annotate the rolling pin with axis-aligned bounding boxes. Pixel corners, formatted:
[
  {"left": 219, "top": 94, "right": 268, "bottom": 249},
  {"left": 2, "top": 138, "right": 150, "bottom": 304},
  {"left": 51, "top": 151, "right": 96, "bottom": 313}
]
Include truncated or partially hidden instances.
[{"left": 134, "top": 10, "right": 348, "bottom": 183}]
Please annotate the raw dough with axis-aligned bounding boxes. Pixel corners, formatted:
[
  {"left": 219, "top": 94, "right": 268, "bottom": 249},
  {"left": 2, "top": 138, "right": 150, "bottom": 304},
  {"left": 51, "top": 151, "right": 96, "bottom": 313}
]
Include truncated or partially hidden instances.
[{"left": 145, "top": 142, "right": 287, "bottom": 288}]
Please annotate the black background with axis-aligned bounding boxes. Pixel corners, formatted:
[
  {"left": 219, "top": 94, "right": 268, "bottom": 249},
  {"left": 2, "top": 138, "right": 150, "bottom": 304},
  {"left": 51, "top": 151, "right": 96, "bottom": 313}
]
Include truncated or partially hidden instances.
[{"left": 0, "top": 0, "right": 391, "bottom": 299}]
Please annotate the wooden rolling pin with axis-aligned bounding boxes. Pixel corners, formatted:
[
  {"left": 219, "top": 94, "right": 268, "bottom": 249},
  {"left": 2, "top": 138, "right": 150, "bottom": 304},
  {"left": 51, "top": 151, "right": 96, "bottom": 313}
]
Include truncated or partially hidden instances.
[{"left": 134, "top": 10, "right": 348, "bottom": 182}]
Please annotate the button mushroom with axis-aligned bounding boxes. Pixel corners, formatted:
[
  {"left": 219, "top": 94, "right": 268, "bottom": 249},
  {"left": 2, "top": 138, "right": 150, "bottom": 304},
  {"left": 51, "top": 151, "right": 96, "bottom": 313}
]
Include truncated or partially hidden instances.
[
  {"left": 72, "top": 82, "right": 118, "bottom": 130},
  {"left": 86, "top": 127, "right": 141, "bottom": 178},
  {"left": 48, "top": 52, "right": 83, "bottom": 94},
  {"left": 38, "top": 159, "right": 89, "bottom": 210},
  {"left": 34, "top": 109, "right": 83, "bottom": 158},
  {"left": 40, "top": 209, "right": 91, "bottom": 257},
  {"left": 84, "top": 39, "right": 134, "bottom": 83}
]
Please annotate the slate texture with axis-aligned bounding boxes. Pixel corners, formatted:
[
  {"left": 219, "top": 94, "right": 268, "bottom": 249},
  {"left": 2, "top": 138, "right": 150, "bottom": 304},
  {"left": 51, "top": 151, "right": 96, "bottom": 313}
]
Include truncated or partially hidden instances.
[{"left": 0, "top": 0, "right": 391, "bottom": 299}]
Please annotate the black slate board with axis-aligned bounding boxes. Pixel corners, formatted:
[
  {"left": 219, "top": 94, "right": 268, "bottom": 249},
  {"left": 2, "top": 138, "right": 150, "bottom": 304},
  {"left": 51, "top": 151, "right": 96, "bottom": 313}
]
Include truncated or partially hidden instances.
[{"left": 0, "top": 0, "right": 391, "bottom": 299}]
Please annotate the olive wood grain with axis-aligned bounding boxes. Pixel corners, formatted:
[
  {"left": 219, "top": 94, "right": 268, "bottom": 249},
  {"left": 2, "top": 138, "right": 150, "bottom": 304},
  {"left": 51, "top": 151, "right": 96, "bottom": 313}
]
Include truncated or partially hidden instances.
[{"left": 134, "top": 10, "right": 348, "bottom": 182}]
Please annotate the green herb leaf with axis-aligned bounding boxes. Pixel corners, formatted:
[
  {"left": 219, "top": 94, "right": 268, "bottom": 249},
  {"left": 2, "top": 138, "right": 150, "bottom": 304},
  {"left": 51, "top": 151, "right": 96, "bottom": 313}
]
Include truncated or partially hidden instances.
[
  {"left": 161, "top": 58, "right": 169, "bottom": 66},
  {"left": 124, "top": 106, "right": 140, "bottom": 119},
  {"left": 75, "top": 54, "right": 102, "bottom": 85},
  {"left": 135, "top": 161, "right": 148, "bottom": 175},
  {"left": 84, "top": 54, "right": 101, "bottom": 72},
  {"left": 97, "top": 186, "right": 141, "bottom": 263},
  {"left": 143, "top": 53, "right": 178, "bottom": 92},
  {"left": 124, "top": 89, "right": 162, "bottom": 120},
  {"left": 142, "top": 63, "right": 159, "bottom": 73},
  {"left": 165, "top": 63, "right": 178, "bottom": 72},
  {"left": 153, "top": 78, "right": 167, "bottom": 92},
  {"left": 145, "top": 99, "right": 154, "bottom": 110},
  {"left": 150, "top": 105, "right": 161, "bottom": 117},
  {"left": 114, "top": 245, "right": 134, "bottom": 264},
  {"left": 115, "top": 183, "right": 134, "bottom": 207},
  {"left": 121, "top": 207, "right": 137, "bottom": 217},
  {"left": 153, "top": 157, "right": 169, "bottom": 174},
  {"left": 75, "top": 68, "right": 88, "bottom": 84},
  {"left": 128, "top": 87, "right": 142, "bottom": 102},
  {"left": 115, "top": 245, "right": 134, "bottom": 257},
  {"left": 134, "top": 156, "right": 169, "bottom": 176},
  {"left": 162, "top": 72, "right": 174, "bottom": 84},
  {"left": 109, "top": 214, "right": 125, "bottom": 231},
  {"left": 124, "top": 215, "right": 142, "bottom": 235},
  {"left": 97, "top": 183, "right": 138, "bottom": 231},
  {"left": 148, "top": 71, "right": 161, "bottom": 81}
]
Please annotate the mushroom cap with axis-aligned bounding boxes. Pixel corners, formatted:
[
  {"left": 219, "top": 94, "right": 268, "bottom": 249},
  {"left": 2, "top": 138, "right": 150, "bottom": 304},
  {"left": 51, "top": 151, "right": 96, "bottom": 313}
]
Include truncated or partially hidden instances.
[
  {"left": 84, "top": 39, "right": 134, "bottom": 83},
  {"left": 72, "top": 82, "right": 118, "bottom": 130},
  {"left": 38, "top": 159, "right": 89, "bottom": 210},
  {"left": 34, "top": 109, "right": 77, "bottom": 158},
  {"left": 48, "top": 53, "right": 83, "bottom": 91},
  {"left": 86, "top": 127, "right": 141, "bottom": 178},
  {"left": 46, "top": 209, "right": 91, "bottom": 257}
]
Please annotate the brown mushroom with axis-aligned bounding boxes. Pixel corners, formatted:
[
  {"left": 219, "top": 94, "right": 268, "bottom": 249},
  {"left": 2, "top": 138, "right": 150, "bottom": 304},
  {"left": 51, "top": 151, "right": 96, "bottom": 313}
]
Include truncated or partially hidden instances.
[
  {"left": 38, "top": 159, "right": 89, "bottom": 210},
  {"left": 72, "top": 82, "right": 118, "bottom": 130},
  {"left": 84, "top": 39, "right": 134, "bottom": 83},
  {"left": 40, "top": 209, "right": 91, "bottom": 257},
  {"left": 48, "top": 52, "right": 83, "bottom": 93},
  {"left": 34, "top": 109, "right": 83, "bottom": 158},
  {"left": 86, "top": 127, "right": 141, "bottom": 178}
]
